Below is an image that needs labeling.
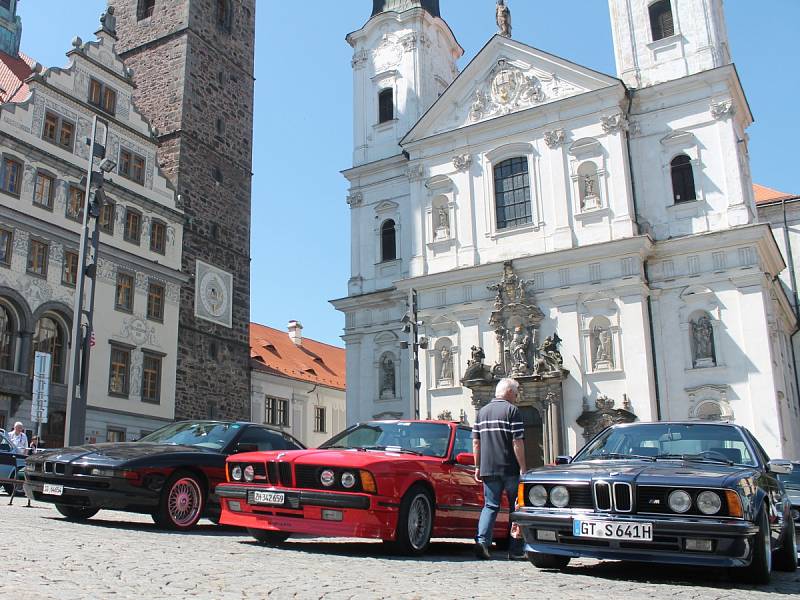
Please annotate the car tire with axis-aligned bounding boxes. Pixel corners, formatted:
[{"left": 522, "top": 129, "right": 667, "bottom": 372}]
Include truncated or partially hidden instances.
[
  {"left": 153, "top": 470, "right": 205, "bottom": 531},
  {"left": 733, "top": 508, "right": 772, "bottom": 584},
  {"left": 773, "top": 516, "right": 798, "bottom": 572},
  {"left": 247, "top": 528, "right": 290, "bottom": 546},
  {"left": 528, "top": 552, "right": 571, "bottom": 570},
  {"left": 390, "top": 484, "right": 434, "bottom": 556},
  {"left": 55, "top": 504, "right": 100, "bottom": 521}
]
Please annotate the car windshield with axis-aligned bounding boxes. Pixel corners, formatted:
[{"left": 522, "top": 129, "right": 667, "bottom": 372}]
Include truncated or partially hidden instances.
[
  {"left": 138, "top": 421, "right": 242, "bottom": 451},
  {"left": 574, "top": 423, "right": 757, "bottom": 467},
  {"left": 319, "top": 422, "right": 451, "bottom": 458},
  {"left": 778, "top": 465, "right": 800, "bottom": 489}
]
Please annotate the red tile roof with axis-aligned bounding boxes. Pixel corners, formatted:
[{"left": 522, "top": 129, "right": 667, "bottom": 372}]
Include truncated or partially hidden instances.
[
  {"left": 0, "top": 50, "right": 34, "bottom": 104},
  {"left": 250, "top": 322, "right": 346, "bottom": 391},
  {"left": 754, "top": 183, "right": 799, "bottom": 205}
]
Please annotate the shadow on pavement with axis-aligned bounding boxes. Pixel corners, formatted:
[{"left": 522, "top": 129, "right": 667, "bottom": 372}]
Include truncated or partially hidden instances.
[{"left": 40, "top": 514, "right": 245, "bottom": 537}]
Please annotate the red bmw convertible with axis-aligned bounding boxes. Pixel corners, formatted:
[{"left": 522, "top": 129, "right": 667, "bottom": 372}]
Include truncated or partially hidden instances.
[{"left": 217, "top": 420, "right": 510, "bottom": 555}]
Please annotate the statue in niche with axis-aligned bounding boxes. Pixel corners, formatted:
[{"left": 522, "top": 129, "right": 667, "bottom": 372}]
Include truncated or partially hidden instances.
[
  {"left": 100, "top": 6, "right": 117, "bottom": 36},
  {"left": 434, "top": 206, "right": 450, "bottom": 240},
  {"left": 439, "top": 346, "right": 453, "bottom": 382},
  {"left": 496, "top": 0, "right": 512, "bottom": 38},
  {"left": 581, "top": 173, "right": 601, "bottom": 210},
  {"left": 691, "top": 315, "right": 716, "bottom": 367},
  {"left": 592, "top": 326, "right": 613, "bottom": 369},
  {"left": 535, "top": 333, "right": 564, "bottom": 376},
  {"left": 380, "top": 354, "right": 396, "bottom": 397},
  {"left": 583, "top": 174, "right": 596, "bottom": 198},
  {"left": 509, "top": 325, "right": 531, "bottom": 375}
]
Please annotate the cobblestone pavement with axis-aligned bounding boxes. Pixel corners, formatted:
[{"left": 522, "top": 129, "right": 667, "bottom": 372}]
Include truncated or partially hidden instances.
[{"left": 4, "top": 499, "right": 799, "bottom": 599}]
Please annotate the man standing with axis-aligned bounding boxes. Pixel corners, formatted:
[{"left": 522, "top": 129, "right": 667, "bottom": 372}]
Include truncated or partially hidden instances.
[
  {"left": 8, "top": 422, "right": 28, "bottom": 455},
  {"left": 472, "top": 378, "right": 526, "bottom": 559}
]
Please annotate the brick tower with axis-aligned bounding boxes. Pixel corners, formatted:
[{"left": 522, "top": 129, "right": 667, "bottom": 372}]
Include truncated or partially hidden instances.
[{"left": 110, "top": 0, "right": 254, "bottom": 420}]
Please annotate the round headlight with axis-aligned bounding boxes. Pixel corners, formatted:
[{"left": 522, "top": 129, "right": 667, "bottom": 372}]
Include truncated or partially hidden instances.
[
  {"left": 668, "top": 489, "right": 692, "bottom": 513},
  {"left": 244, "top": 465, "right": 255, "bottom": 483},
  {"left": 320, "top": 469, "right": 335, "bottom": 487},
  {"left": 529, "top": 485, "right": 548, "bottom": 507},
  {"left": 231, "top": 465, "right": 242, "bottom": 481},
  {"left": 696, "top": 490, "right": 722, "bottom": 515},
  {"left": 341, "top": 471, "right": 356, "bottom": 489},
  {"left": 550, "top": 485, "right": 570, "bottom": 508}
]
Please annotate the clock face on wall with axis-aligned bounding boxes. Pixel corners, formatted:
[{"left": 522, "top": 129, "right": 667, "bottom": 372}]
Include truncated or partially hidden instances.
[{"left": 194, "top": 260, "right": 233, "bottom": 328}]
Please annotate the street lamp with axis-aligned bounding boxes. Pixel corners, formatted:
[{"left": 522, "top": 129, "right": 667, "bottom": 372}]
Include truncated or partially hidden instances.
[{"left": 64, "top": 115, "right": 110, "bottom": 446}]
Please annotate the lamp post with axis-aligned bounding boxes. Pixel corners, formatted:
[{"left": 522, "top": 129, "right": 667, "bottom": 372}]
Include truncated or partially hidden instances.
[
  {"left": 63, "top": 115, "right": 113, "bottom": 446},
  {"left": 400, "top": 289, "right": 427, "bottom": 419}
]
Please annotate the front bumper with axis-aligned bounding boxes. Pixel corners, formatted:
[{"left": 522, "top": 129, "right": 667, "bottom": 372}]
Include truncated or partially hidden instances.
[
  {"left": 217, "top": 483, "right": 398, "bottom": 540},
  {"left": 513, "top": 509, "right": 760, "bottom": 567},
  {"left": 23, "top": 474, "right": 159, "bottom": 511}
]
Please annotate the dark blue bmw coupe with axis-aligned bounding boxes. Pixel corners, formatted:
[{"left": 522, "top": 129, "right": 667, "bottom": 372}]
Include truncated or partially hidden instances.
[{"left": 512, "top": 422, "right": 797, "bottom": 584}]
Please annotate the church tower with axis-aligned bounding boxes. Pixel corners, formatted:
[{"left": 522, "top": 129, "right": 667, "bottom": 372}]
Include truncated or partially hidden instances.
[
  {"left": 110, "top": 0, "right": 255, "bottom": 421},
  {"left": 347, "top": 0, "right": 463, "bottom": 165},
  {"left": 608, "top": 0, "right": 732, "bottom": 88},
  {"left": 0, "top": 0, "right": 21, "bottom": 56}
]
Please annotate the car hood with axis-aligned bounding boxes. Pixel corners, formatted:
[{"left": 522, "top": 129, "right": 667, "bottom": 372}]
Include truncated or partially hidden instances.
[
  {"left": 30, "top": 442, "right": 217, "bottom": 466},
  {"left": 523, "top": 459, "right": 754, "bottom": 488},
  {"left": 234, "top": 448, "right": 434, "bottom": 469}
]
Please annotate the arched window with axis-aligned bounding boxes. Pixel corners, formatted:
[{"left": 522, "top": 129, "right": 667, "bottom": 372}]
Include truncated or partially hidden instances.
[
  {"left": 649, "top": 0, "right": 674, "bottom": 41},
  {"left": 378, "top": 88, "right": 394, "bottom": 124},
  {"left": 32, "top": 316, "right": 65, "bottom": 384},
  {"left": 216, "top": 0, "right": 232, "bottom": 32},
  {"left": 380, "top": 219, "right": 396, "bottom": 262},
  {"left": 0, "top": 304, "right": 15, "bottom": 371},
  {"left": 670, "top": 154, "right": 696, "bottom": 203},
  {"left": 493, "top": 157, "right": 531, "bottom": 229}
]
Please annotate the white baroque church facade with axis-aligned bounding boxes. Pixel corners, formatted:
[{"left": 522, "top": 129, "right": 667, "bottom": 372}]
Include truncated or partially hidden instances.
[{"left": 331, "top": 0, "right": 800, "bottom": 460}]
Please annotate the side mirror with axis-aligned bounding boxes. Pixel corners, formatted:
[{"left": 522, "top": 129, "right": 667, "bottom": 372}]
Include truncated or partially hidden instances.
[
  {"left": 555, "top": 455, "right": 572, "bottom": 465},
  {"left": 455, "top": 452, "right": 475, "bottom": 467},
  {"left": 236, "top": 443, "right": 259, "bottom": 454},
  {"left": 767, "top": 459, "right": 793, "bottom": 475}
]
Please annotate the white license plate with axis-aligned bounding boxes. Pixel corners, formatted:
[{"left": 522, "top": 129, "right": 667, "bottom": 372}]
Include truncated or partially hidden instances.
[
  {"left": 573, "top": 519, "right": 653, "bottom": 541},
  {"left": 251, "top": 490, "right": 285, "bottom": 506},
  {"left": 42, "top": 484, "right": 63, "bottom": 496}
]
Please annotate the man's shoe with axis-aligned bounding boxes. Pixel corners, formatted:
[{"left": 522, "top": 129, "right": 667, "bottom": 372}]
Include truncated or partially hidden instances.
[
  {"left": 507, "top": 551, "right": 527, "bottom": 561},
  {"left": 474, "top": 542, "right": 491, "bottom": 560}
]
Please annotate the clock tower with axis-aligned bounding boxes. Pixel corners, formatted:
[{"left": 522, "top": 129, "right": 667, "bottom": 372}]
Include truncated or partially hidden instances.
[{"left": 110, "top": 0, "right": 255, "bottom": 420}]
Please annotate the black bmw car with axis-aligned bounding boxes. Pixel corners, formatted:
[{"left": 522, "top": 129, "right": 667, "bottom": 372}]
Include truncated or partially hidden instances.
[
  {"left": 777, "top": 461, "right": 800, "bottom": 539},
  {"left": 23, "top": 421, "right": 304, "bottom": 530},
  {"left": 512, "top": 422, "right": 797, "bottom": 584}
]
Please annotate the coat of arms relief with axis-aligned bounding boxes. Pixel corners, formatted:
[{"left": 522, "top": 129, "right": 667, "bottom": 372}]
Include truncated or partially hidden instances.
[{"left": 467, "top": 59, "right": 583, "bottom": 125}]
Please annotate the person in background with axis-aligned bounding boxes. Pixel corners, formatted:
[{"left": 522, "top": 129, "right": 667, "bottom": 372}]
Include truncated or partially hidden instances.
[
  {"left": 8, "top": 422, "right": 28, "bottom": 456},
  {"left": 28, "top": 436, "right": 39, "bottom": 454},
  {"left": 472, "top": 378, "right": 527, "bottom": 560}
]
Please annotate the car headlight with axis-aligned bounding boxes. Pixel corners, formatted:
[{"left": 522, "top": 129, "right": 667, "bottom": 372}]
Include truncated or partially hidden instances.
[
  {"left": 244, "top": 465, "right": 255, "bottom": 483},
  {"left": 696, "top": 490, "right": 722, "bottom": 515},
  {"left": 320, "top": 469, "right": 335, "bottom": 487},
  {"left": 231, "top": 465, "right": 242, "bottom": 481},
  {"left": 341, "top": 471, "right": 356, "bottom": 489},
  {"left": 529, "top": 485, "right": 547, "bottom": 507},
  {"left": 90, "top": 468, "right": 117, "bottom": 477},
  {"left": 668, "top": 489, "right": 692, "bottom": 513},
  {"left": 550, "top": 485, "right": 570, "bottom": 508}
]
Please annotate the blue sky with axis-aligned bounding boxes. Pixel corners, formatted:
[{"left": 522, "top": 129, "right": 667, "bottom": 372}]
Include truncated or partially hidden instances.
[{"left": 19, "top": 1, "right": 800, "bottom": 347}]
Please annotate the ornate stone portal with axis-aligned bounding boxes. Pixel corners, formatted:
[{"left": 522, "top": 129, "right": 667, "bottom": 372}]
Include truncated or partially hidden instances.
[
  {"left": 576, "top": 395, "right": 637, "bottom": 441},
  {"left": 461, "top": 261, "right": 568, "bottom": 466}
]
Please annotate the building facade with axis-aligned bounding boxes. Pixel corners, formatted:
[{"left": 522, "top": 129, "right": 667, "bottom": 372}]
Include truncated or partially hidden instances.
[
  {"left": 0, "top": 4, "right": 184, "bottom": 445},
  {"left": 109, "top": 0, "right": 255, "bottom": 421},
  {"left": 250, "top": 321, "right": 346, "bottom": 448},
  {"left": 332, "top": 0, "right": 800, "bottom": 459}
]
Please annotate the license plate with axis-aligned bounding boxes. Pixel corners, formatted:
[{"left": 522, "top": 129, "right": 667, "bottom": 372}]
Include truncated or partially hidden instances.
[
  {"left": 573, "top": 519, "right": 653, "bottom": 541},
  {"left": 42, "top": 484, "right": 63, "bottom": 496},
  {"left": 250, "top": 490, "right": 285, "bottom": 506}
]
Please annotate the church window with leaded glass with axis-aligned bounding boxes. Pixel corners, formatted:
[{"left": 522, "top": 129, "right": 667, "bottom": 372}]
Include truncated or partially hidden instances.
[{"left": 494, "top": 157, "right": 532, "bottom": 229}]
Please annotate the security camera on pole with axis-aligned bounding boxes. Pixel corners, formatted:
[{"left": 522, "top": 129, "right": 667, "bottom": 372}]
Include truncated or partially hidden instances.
[
  {"left": 63, "top": 115, "right": 115, "bottom": 447},
  {"left": 400, "top": 289, "right": 428, "bottom": 419}
]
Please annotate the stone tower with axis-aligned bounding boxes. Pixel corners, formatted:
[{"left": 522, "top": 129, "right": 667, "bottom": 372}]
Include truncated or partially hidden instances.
[
  {"left": 608, "top": 0, "right": 731, "bottom": 88},
  {"left": 110, "top": 0, "right": 255, "bottom": 420}
]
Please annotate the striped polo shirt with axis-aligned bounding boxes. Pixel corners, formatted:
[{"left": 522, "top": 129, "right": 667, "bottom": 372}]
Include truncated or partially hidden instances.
[{"left": 472, "top": 398, "right": 525, "bottom": 477}]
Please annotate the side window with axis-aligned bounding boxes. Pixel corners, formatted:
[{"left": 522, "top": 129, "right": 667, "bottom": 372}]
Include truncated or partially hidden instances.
[
  {"left": 237, "top": 427, "right": 286, "bottom": 452},
  {"left": 750, "top": 435, "right": 770, "bottom": 466},
  {"left": 452, "top": 427, "right": 473, "bottom": 458}
]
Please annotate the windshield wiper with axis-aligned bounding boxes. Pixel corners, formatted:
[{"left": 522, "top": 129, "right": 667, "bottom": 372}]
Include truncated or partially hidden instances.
[
  {"left": 321, "top": 444, "right": 351, "bottom": 450},
  {"left": 361, "top": 445, "right": 423, "bottom": 456},
  {"left": 655, "top": 453, "right": 733, "bottom": 465},
  {"left": 589, "top": 452, "right": 655, "bottom": 462}
]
